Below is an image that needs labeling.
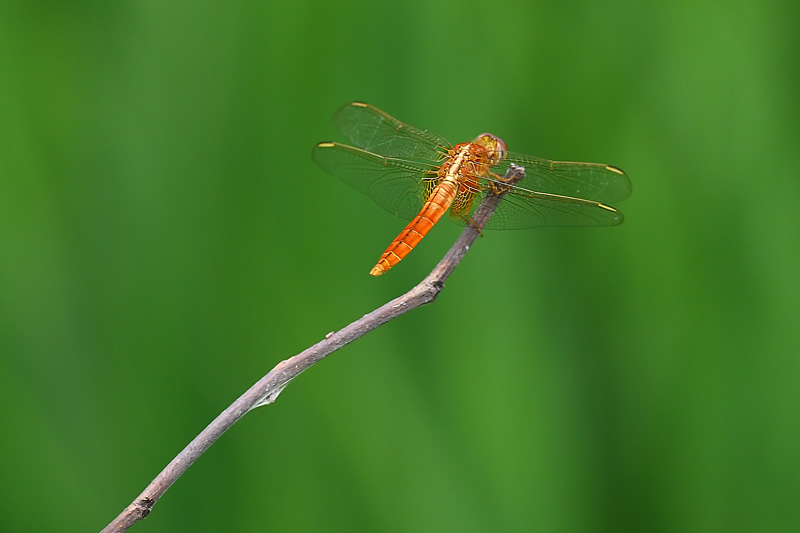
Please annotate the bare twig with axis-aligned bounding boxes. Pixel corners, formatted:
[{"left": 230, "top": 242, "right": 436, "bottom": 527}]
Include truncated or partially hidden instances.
[{"left": 101, "top": 165, "right": 525, "bottom": 532}]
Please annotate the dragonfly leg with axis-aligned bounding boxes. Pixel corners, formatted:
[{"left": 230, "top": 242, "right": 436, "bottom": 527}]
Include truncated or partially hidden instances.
[
  {"left": 460, "top": 213, "right": 485, "bottom": 236},
  {"left": 486, "top": 171, "right": 520, "bottom": 196},
  {"left": 491, "top": 170, "right": 511, "bottom": 182}
]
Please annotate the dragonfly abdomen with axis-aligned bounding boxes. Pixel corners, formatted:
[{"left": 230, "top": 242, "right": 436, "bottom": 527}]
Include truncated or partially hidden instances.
[{"left": 369, "top": 180, "right": 458, "bottom": 276}]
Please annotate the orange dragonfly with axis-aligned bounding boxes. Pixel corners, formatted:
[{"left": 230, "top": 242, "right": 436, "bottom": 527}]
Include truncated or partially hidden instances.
[{"left": 313, "top": 102, "right": 631, "bottom": 276}]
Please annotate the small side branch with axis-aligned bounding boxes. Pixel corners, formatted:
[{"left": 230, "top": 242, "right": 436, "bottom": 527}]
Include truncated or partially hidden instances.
[{"left": 101, "top": 165, "right": 525, "bottom": 532}]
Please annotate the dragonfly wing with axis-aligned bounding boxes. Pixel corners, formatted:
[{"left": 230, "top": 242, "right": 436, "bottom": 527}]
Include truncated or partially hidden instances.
[
  {"left": 474, "top": 184, "right": 624, "bottom": 229},
  {"left": 313, "top": 142, "right": 436, "bottom": 220},
  {"left": 492, "top": 152, "right": 632, "bottom": 204},
  {"left": 450, "top": 163, "right": 627, "bottom": 229},
  {"left": 332, "top": 102, "right": 451, "bottom": 161}
]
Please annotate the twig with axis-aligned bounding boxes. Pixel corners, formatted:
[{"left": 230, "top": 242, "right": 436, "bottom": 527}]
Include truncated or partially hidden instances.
[{"left": 101, "top": 164, "right": 526, "bottom": 532}]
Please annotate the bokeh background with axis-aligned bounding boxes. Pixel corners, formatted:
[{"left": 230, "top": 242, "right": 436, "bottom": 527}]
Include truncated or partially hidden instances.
[{"left": 2, "top": 1, "right": 798, "bottom": 531}]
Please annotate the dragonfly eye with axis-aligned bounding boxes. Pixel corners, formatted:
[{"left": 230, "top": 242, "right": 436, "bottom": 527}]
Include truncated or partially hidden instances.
[{"left": 474, "top": 133, "right": 507, "bottom": 166}]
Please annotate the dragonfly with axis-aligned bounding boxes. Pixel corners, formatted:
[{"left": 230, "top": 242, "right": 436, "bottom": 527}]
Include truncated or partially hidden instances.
[{"left": 313, "top": 102, "right": 631, "bottom": 276}]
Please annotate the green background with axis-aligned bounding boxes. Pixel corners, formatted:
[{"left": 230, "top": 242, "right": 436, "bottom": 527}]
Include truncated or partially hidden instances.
[{"left": 2, "top": 1, "right": 798, "bottom": 531}]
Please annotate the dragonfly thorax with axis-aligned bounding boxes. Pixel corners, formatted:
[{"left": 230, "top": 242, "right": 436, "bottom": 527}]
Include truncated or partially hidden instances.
[
  {"left": 438, "top": 144, "right": 488, "bottom": 185},
  {"left": 439, "top": 137, "right": 506, "bottom": 184}
]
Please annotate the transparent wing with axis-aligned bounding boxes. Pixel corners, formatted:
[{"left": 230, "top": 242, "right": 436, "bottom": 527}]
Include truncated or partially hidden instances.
[
  {"left": 492, "top": 151, "right": 632, "bottom": 204},
  {"left": 312, "top": 142, "right": 437, "bottom": 220},
  {"left": 481, "top": 182, "right": 624, "bottom": 229},
  {"left": 455, "top": 170, "right": 626, "bottom": 229},
  {"left": 331, "top": 102, "right": 451, "bottom": 161}
]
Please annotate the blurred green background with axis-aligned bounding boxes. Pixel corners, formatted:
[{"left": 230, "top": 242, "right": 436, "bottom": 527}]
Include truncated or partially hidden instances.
[{"left": 1, "top": 1, "right": 798, "bottom": 531}]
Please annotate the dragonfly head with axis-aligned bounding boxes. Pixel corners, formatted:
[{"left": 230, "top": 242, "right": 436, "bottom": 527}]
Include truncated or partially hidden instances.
[{"left": 473, "top": 133, "right": 507, "bottom": 166}]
